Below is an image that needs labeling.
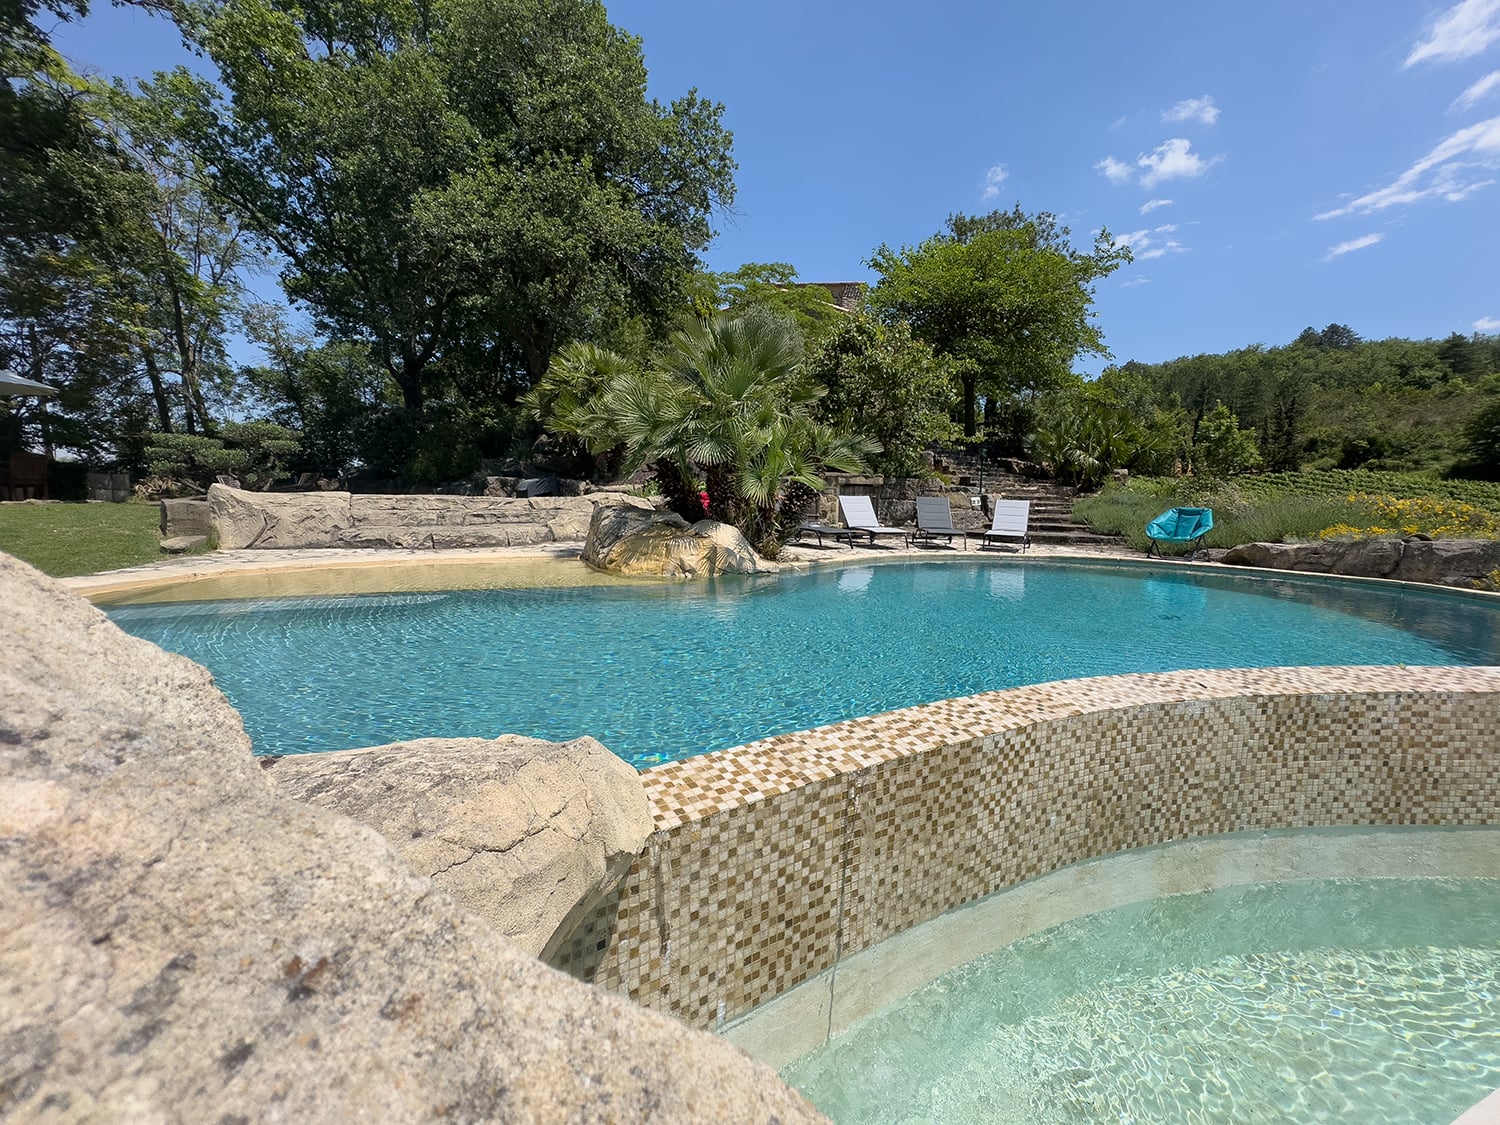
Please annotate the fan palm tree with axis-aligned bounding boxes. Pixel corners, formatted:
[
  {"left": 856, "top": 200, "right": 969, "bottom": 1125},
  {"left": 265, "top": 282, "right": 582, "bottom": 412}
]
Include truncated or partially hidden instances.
[{"left": 534, "top": 308, "right": 876, "bottom": 550}]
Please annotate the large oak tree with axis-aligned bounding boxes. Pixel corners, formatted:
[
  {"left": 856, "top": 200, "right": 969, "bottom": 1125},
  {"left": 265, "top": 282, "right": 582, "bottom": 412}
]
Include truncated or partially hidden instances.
[{"left": 189, "top": 0, "right": 736, "bottom": 421}]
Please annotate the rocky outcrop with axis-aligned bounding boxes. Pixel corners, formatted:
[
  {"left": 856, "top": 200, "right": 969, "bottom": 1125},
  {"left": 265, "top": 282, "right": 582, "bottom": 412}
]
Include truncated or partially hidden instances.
[
  {"left": 208, "top": 483, "right": 655, "bottom": 550},
  {"left": 581, "top": 503, "right": 775, "bottom": 578},
  {"left": 267, "top": 736, "right": 653, "bottom": 959},
  {"left": 158, "top": 497, "right": 211, "bottom": 539},
  {"left": 0, "top": 551, "right": 823, "bottom": 1123},
  {"left": 1222, "top": 537, "right": 1500, "bottom": 588}
]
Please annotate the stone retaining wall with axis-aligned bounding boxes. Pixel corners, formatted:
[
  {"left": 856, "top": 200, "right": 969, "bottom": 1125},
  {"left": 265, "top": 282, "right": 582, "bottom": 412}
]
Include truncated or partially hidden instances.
[
  {"left": 207, "top": 483, "right": 651, "bottom": 549},
  {"left": 548, "top": 666, "right": 1500, "bottom": 1031}
]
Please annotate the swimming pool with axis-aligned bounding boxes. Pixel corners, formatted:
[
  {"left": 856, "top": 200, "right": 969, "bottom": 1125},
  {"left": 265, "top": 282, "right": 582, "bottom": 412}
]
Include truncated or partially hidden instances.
[
  {"left": 782, "top": 877, "right": 1500, "bottom": 1123},
  {"left": 105, "top": 559, "right": 1500, "bottom": 765}
]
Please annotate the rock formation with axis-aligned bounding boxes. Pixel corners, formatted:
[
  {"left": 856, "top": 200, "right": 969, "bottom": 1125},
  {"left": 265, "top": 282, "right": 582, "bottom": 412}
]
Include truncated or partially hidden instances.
[
  {"left": 207, "top": 483, "right": 656, "bottom": 550},
  {"left": 581, "top": 503, "right": 775, "bottom": 578},
  {"left": 0, "top": 551, "right": 823, "bottom": 1123},
  {"left": 267, "top": 736, "right": 653, "bottom": 959},
  {"left": 1222, "top": 537, "right": 1500, "bottom": 588}
]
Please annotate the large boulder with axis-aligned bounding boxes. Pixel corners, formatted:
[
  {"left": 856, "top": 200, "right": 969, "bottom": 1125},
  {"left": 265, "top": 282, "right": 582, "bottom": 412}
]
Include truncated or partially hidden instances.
[
  {"left": 582, "top": 504, "right": 776, "bottom": 578},
  {"left": 1222, "top": 537, "right": 1500, "bottom": 587},
  {"left": 267, "top": 736, "right": 653, "bottom": 959},
  {"left": 209, "top": 484, "right": 657, "bottom": 550},
  {"left": 0, "top": 551, "right": 823, "bottom": 1123},
  {"left": 208, "top": 483, "right": 354, "bottom": 548},
  {"left": 158, "top": 497, "right": 211, "bottom": 539}
]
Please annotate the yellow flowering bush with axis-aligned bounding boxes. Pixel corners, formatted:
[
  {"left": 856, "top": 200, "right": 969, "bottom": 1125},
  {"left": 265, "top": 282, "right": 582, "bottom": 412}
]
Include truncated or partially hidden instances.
[{"left": 1319, "top": 493, "right": 1500, "bottom": 541}]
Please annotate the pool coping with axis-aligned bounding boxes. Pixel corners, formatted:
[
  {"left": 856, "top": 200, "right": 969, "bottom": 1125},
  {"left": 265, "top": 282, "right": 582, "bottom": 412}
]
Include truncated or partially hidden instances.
[{"left": 63, "top": 539, "right": 1500, "bottom": 609}]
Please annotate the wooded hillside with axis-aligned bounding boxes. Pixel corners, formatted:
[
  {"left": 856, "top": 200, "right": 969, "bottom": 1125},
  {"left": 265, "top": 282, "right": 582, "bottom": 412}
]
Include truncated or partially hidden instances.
[{"left": 1103, "top": 326, "right": 1500, "bottom": 477}]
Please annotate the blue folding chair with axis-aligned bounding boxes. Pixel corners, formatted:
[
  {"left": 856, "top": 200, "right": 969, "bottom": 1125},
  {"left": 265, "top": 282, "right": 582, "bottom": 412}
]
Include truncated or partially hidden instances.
[{"left": 1146, "top": 507, "right": 1214, "bottom": 560}]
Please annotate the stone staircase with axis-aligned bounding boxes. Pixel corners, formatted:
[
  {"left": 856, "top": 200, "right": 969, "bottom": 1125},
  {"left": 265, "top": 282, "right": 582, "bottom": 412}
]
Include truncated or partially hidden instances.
[{"left": 930, "top": 453, "right": 1125, "bottom": 549}]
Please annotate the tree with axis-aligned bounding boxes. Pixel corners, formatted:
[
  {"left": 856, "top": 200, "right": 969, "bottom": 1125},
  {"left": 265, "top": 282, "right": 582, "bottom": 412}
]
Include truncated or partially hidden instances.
[
  {"left": 711, "top": 262, "right": 849, "bottom": 339},
  {"left": 803, "top": 312, "right": 960, "bottom": 476},
  {"left": 867, "top": 205, "right": 1130, "bottom": 439},
  {"left": 240, "top": 305, "right": 400, "bottom": 478},
  {"left": 1192, "top": 401, "right": 1261, "bottom": 477},
  {"left": 534, "top": 309, "right": 874, "bottom": 550},
  {"left": 1459, "top": 385, "right": 1500, "bottom": 480},
  {"left": 99, "top": 70, "right": 259, "bottom": 435},
  {"left": 189, "top": 0, "right": 735, "bottom": 437},
  {"left": 146, "top": 420, "right": 301, "bottom": 490}
]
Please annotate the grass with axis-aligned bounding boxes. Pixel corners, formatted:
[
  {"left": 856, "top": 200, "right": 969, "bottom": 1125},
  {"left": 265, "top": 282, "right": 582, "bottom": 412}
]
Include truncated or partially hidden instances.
[
  {"left": 1075, "top": 470, "right": 1500, "bottom": 554},
  {"left": 0, "top": 499, "right": 197, "bottom": 577}
]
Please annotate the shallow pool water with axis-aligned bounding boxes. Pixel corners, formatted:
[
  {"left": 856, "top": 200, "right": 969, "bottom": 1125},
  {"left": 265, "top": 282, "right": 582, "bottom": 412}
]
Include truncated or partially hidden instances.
[
  {"left": 783, "top": 878, "right": 1500, "bottom": 1124},
  {"left": 105, "top": 560, "right": 1500, "bottom": 765}
]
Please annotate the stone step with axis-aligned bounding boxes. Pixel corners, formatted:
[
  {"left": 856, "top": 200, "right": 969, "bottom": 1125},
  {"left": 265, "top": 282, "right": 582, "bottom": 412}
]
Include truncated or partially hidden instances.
[{"left": 1029, "top": 531, "right": 1127, "bottom": 546}]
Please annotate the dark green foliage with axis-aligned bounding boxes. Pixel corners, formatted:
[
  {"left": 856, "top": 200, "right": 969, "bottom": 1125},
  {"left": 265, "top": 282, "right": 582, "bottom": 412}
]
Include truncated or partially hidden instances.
[
  {"left": 1101, "top": 329, "right": 1500, "bottom": 477},
  {"left": 803, "top": 312, "right": 961, "bottom": 476},
  {"left": 1192, "top": 401, "right": 1261, "bottom": 477},
  {"left": 531, "top": 309, "right": 874, "bottom": 552},
  {"left": 146, "top": 421, "right": 300, "bottom": 489},
  {"left": 1459, "top": 390, "right": 1500, "bottom": 480},
  {"left": 867, "top": 205, "right": 1130, "bottom": 440},
  {"left": 191, "top": 0, "right": 736, "bottom": 423},
  {"left": 711, "top": 263, "right": 847, "bottom": 340}
]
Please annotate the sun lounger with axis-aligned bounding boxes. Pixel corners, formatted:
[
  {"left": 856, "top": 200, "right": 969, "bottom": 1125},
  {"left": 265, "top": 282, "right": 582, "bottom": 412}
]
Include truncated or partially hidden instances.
[
  {"left": 912, "top": 496, "right": 966, "bottom": 549},
  {"left": 797, "top": 520, "right": 857, "bottom": 548},
  {"left": 1146, "top": 506, "right": 1214, "bottom": 560},
  {"left": 979, "top": 499, "right": 1031, "bottom": 551},
  {"left": 838, "top": 494, "right": 909, "bottom": 548}
]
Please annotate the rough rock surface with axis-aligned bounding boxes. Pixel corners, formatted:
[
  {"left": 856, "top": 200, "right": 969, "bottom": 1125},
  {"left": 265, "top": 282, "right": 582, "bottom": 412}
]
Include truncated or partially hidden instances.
[
  {"left": 267, "top": 736, "right": 653, "bottom": 959},
  {"left": 208, "top": 483, "right": 655, "bottom": 550},
  {"left": 0, "top": 551, "right": 824, "bottom": 1123},
  {"left": 581, "top": 503, "right": 776, "bottom": 577},
  {"left": 1222, "top": 537, "right": 1500, "bottom": 587},
  {"left": 158, "top": 534, "right": 207, "bottom": 554},
  {"left": 158, "top": 497, "right": 211, "bottom": 539}
]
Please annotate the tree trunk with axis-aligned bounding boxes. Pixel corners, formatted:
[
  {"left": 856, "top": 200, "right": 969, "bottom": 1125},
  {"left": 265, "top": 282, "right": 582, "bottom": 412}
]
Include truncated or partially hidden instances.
[
  {"left": 142, "top": 350, "right": 173, "bottom": 432},
  {"left": 962, "top": 371, "right": 978, "bottom": 437}
]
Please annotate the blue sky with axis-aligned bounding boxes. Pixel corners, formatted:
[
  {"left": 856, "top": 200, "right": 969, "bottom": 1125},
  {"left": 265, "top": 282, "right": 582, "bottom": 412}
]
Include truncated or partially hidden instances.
[{"left": 52, "top": 0, "right": 1500, "bottom": 374}]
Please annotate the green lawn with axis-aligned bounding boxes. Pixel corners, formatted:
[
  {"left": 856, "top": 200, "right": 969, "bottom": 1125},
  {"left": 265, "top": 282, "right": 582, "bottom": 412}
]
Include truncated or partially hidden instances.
[{"left": 0, "top": 500, "right": 192, "bottom": 577}]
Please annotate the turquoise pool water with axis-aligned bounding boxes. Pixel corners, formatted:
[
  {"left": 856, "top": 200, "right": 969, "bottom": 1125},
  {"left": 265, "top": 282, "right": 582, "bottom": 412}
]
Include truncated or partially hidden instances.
[
  {"left": 105, "top": 560, "right": 1500, "bottom": 765},
  {"left": 783, "top": 878, "right": 1500, "bottom": 1124}
]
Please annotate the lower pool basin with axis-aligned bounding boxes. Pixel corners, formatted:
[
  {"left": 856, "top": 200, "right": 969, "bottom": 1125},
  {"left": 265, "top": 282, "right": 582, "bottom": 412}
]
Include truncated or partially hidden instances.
[{"left": 783, "top": 877, "right": 1500, "bottom": 1123}]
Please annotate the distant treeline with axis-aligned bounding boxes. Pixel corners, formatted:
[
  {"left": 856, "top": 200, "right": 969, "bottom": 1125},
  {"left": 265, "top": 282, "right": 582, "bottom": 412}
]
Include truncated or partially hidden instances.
[{"left": 1103, "top": 325, "right": 1500, "bottom": 477}]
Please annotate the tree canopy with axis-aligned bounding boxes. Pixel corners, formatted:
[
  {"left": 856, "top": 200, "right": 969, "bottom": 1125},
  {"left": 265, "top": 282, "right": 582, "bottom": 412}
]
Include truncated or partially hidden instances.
[
  {"left": 189, "top": 0, "right": 735, "bottom": 431},
  {"left": 867, "top": 205, "right": 1130, "bottom": 439}
]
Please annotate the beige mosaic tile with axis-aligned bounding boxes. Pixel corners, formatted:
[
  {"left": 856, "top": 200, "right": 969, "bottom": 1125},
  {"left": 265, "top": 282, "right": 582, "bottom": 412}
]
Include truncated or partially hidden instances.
[{"left": 549, "top": 666, "right": 1500, "bottom": 1030}]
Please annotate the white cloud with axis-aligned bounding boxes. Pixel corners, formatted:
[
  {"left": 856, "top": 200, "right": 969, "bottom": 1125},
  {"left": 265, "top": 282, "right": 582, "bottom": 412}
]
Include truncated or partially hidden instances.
[
  {"left": 1098, "top": 139, "right": 1221, "bottom": 189},
  {"left": 1140, "top": 198, "right": 1174, "bottom": 214},
  {"left": 1406, "top": 0, "right": 1500, "bottom": 66},
  {"left": 1455, "top": 70, "right": 1500, "bottom": 110},
  {"left": 1113, "top": 227, "right": 1189, "bottom": 260},
  {"left": 1314, "top": 115, "right": 1500, "bottom": 218},
  {"left": 1121, "top": 277, "right": 1152, "bottom": 287},
  {"left": 980, "top": 164, "right": 1008, "bottom": 201},
  {"left": 1323, "top": 233, "right": 1385, "bottom": 261},
  {"left": 1163, "top": 96, "right": 1220, "bottom": 125},
  {"left": 1137, "top": 138, "right": 1221, "bottom": 187},
  {"left": 1477, "top": 315, "right": 1500, "bottom": 331}
]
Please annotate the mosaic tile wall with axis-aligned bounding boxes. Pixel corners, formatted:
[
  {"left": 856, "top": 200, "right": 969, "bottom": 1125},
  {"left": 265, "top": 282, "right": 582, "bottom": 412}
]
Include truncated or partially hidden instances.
[{"left": 549, "top": 666, "right": 1500, "bottom": 1030}]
